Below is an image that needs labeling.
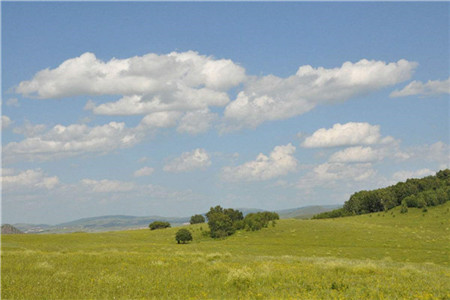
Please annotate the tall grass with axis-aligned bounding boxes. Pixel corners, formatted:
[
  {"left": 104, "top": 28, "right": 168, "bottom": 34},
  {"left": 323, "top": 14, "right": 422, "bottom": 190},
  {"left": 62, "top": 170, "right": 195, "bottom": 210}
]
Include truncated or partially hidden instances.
[{"left": 2, "top": 203, "right": 449, "bottom": 299}]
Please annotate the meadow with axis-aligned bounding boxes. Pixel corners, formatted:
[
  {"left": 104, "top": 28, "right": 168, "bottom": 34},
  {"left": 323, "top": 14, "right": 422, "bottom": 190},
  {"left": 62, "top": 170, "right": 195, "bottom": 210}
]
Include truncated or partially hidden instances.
[{"left": 2, "top": 203, "right": 450, "bottom": 299}]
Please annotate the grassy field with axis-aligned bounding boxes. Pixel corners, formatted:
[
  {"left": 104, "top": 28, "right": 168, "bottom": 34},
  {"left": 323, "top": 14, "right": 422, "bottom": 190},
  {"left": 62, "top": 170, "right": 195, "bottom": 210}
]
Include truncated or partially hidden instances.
[{"left": 2, "top": 203, "right": 450, "bottom": 299}]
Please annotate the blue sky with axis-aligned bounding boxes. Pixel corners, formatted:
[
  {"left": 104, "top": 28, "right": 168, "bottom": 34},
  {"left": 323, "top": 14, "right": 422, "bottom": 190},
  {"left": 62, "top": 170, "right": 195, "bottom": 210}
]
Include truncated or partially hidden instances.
[{"left": 2, "top": 2, "right": 449, "bottom": 224}]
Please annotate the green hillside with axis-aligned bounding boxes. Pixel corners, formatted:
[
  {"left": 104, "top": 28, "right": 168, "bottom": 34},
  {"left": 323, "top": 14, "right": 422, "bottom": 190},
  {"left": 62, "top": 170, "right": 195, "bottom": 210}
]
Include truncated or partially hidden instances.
[
  {"left": 2, "top": 202, "right": 449, "bottom": 299},
  {"left": 313, "top": 169, "right": 450, "bottom": 219},
  {"left": 277, "top": 205, "right": 342, "bottom": 219}
]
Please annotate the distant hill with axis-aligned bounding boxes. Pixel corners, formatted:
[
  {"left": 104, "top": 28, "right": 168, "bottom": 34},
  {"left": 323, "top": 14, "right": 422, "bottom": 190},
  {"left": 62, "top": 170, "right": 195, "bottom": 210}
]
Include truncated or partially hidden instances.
[
  {"left": 1, "top": 224, "right": 24, "bottom": 234},
  {"left": 277, "top": 205, "right": 342, "bottom": 219},
  {"left": 10, "top": 205, "right": 341, "bottom": 234},
  {"left": 14, "top": 215, "right": 190, "bottom": 234}
]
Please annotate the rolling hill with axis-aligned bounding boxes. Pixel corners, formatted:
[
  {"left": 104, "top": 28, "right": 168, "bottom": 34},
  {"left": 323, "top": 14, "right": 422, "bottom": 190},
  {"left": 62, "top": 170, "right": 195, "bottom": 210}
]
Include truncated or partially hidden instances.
[
  {"left": 1, "top": 224, "right": 23, "bottom": 234},
  {"left": 10, "top": 205, "right": 341, "bottom": 234},
  {"left": 2, "top": 202, "right": 449, "bottom": 299}
]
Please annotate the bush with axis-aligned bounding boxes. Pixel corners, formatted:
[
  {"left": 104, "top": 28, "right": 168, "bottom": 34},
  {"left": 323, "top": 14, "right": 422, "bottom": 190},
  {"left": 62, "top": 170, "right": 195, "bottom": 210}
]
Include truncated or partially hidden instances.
[
  {"left": 149, "top": 221, "right": 171, "bottom": 230},
  {"left": 243, "top": 212, "right": 279, "bottom": 231},
  {"left": 175, "top": 229, "right": 192, "bottom": 244},
  {"left": 208, "top": 212, "right": 235, "bottom": 238},
  {"left": 190, "top": 214, "right": 205, "bottom": 224},
  {"left": 205, "top": 206, "right": 277, "bottom": 238}
]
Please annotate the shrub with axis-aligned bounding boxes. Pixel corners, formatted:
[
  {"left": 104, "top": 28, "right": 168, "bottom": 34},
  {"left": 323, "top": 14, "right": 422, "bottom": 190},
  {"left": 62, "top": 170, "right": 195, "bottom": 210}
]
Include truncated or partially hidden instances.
[
  {"left": 149, "top": 221, "right": 171, "bottom": 230},
  {"left": 400, "top": 205, "right": 408, "bottom": 214},
  {"left": 207, "top": 209, "right": 235, "bottom": 238},
  {"left": 175, "top": 229, "right": 192, "bottom": 244},
  {"left": 190, "top": 214, "right": 205, "bottom": 224},
  {"left": 243, "top": 212, "right": 279, "bottom": 231}
]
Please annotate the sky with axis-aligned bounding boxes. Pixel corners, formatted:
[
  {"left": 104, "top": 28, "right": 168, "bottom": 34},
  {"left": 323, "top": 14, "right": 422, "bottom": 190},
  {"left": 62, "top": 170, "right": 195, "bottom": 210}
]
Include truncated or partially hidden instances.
[{"left": 1, "top": 2, "right": 449, "bottom": 225}]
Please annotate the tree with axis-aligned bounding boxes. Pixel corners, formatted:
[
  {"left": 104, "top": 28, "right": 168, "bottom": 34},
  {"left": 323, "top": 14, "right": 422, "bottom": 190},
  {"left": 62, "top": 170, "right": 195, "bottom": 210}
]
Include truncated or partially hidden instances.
[
  {"left": 224, "top": 208, "right": 244, "bottom": 222},
  {"left": 207, "top": 212, "right": 234, "bottom": 238},
  {"left": 175, "top": 229, "right": 193, "bottom": 244},
  {"left": 243, "top": 211, "right": 280, "bottom": 231},
  {"left": 190, "top": 214, "right": 205, "bottom": 224},
  {"left": 149, "top": 221, "right": 171, "bottom": 230}
]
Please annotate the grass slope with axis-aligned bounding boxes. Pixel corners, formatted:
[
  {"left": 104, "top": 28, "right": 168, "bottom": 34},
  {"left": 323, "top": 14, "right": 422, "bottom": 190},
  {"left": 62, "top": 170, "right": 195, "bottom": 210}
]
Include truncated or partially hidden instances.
[
  {"left": 277, "top": 205, "right": 342, "bottom": 219},
  {"left": 2, "top": 203, "right": 449, "bottom": 299}
]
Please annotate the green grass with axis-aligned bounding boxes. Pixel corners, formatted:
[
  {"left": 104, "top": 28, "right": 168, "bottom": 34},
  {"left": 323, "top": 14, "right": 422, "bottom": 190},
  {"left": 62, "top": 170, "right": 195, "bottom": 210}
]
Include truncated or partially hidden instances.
[{"left": 2, "top": 203, "right": 450, "bottom": 299}]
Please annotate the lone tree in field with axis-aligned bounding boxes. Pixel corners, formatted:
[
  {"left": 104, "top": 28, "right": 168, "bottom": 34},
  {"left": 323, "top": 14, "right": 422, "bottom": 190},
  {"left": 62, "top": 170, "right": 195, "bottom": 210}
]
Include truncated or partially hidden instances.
[
  {"left": 175, "top": 228, "right": 193, "bottom": 244},
  {"left": 149, "top": 221, "right": 171, "bottom": 230},
  {"left": 190, "top": 214, "right": 205, "bottom": 224}
]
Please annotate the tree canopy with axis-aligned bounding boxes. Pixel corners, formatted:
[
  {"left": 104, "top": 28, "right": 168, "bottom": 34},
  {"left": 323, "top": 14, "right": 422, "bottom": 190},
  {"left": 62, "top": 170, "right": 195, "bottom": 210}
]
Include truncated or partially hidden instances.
[
  {"left": 149, "top": 221, "right": 171, "bottom": 230},
  {"left": 190, "top": 214, "right": 205, "bottom": 224},
  {"left": 175, "top": 229, "right": 193, "bottom": 244},
  {"left": 205, "top": 205, "right": 278, "bottom": 238},
  {"left": 313, "top": 169, "right": 450, "bottom": 219}
]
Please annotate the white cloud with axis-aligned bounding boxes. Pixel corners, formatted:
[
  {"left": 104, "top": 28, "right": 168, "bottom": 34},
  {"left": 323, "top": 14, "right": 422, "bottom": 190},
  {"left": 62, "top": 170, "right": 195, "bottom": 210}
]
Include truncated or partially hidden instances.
[
  {"left": 1, "top": 169, "right": 59, "bottom": 190},
  {"left": 4, "top": 121, "right": 141, "bottom": 162},
  {"left": 16, "top": 52, "right": 245, "bottom": 115},
  {"left": 302, "top": 122, "right": 394, "bottom": 148},
  {"left": 89, "top": 89, "right": 229, "bottom": 116},
  {"left": 390, "top": 77, "right": 450, "bottom": 97},
  {"left": 138, "top": 111, "right": 182, "bottom": 129},
  {"left": 163, "top": 148, "right": 211, "bottom": 173},
  {"left": 222, "top": 143, "right": 297, "bottom": 181},
  {"left": 392, "top": 168, "right": 435, "bottom": 182},
  {"left": 81, "top": 178, "right": 136, "bottom": 193},
  {"left": 133, "top": 166, "right": 154, "bottom": 177},
  {"left": 403, "top": 141, "right": 450, "bottom": 167},
  {"left": 224, "top": 59, "right": 417, "bottom": 129},
  {"left": 1, "top": 115, "right": 13, "bottom": 129},
  {"left": 298, "top": 162, "right": 376, "bottom": 189},
  {"left": 329, "top": 146, "right": 382, "bottom": 163},
  {"left": 177, "top": 109, "right": 217, "bottom": 135},
  {"left": 12, "top": 121, "right": 47, "bottom": 137},
  {"left": 6, "top": 98, "right": 20, "bottom": 107}
]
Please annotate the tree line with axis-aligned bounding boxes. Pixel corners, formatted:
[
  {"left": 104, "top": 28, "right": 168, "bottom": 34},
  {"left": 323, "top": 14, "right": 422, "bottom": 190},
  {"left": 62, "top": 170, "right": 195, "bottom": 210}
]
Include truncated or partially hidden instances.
[
  {"left": 148, "top": 206, "right": 280, "bottom": 243},
  {"left": 313, "top": 169, "right": 450, "bottom": 219}
]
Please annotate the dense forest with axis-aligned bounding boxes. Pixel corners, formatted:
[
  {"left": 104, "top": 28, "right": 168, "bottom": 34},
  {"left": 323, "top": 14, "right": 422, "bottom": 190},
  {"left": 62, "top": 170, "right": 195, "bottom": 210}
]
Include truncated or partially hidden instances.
[{"left": 313, "top": 169, "right": 450, "bottom": 219}]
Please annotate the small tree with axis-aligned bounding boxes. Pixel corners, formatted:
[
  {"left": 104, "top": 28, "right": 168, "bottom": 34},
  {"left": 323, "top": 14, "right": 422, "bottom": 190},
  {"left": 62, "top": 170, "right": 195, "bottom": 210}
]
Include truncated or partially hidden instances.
[
  {"left": 190, "top": 214, "right": 205, "bottom": 224},
  {"left": 175, "top": 229, "right": 193, "bottom": 244},
  {"left": 208, "top": 212, "right": 234, "bottom": 238},
  {"left": 149, "top": 221, "right": 171, "bottom": 230}
]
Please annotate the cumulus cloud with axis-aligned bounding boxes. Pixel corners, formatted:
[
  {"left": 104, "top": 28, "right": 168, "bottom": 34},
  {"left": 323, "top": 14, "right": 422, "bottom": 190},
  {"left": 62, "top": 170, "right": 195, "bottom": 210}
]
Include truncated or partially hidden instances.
[
  {"left": 1, "top": 169, "right": 59, "bottom": 191},
  {"left": 3, "top": 121, "right": 140, "bottom": 162},
  {"left": 81, "top": 178, "right": 136, "bottom": 193},
  {"left": 1, "top": 115, "right": 13, "bottom": 129},
  {"left": 16, "top": 52, "right": 245, "bottom": 115},
  {"left": 302, "top": 122, "right": 394, "bottom": 148},
  {"left": 329, "top": 146, "right": 382, "bottom": 163},
  {"left": 224, "top": 59, "right": 417, "bottom": 129},
  {"left": 137, "top": 111, "right": 182, "bottom": 130},
  {"left": 163, "top": 148, "right": 211, "bottom": 173},
  {"left": 133, "top": 166, "right": 154, "bottom": 177},
  {"left": 298, "top": 162, "right": 376, "bottom": 189},
  {"left": 403, "top": 141, "right": 450, "bottom": 167},
  {"left": 392, "top": 168, "right": 435, "bottom": 182},
  {"left": 12, "top": 121, "right": 47, "bottom": 137},
  {"left": 89, "top": 90, "right": 229, "bottom": 116},
  {"left": 390, "top": 77, "right": 450, "bottom": 97},
  {"left": 222, "top": 143, "right": 297, "bottom": 181},
  {"left": 177, "top": 109, "right": 217, "bottom": 135}
]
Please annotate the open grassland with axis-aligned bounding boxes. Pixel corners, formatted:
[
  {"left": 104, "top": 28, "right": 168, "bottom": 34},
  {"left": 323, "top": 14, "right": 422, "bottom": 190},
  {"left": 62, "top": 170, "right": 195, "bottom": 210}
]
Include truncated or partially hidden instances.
[{"left": 2, "top": 203, "right": 450, "bottom": 299}]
